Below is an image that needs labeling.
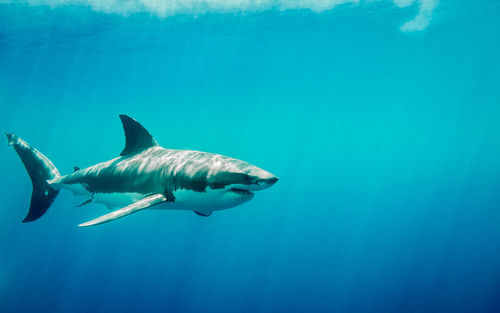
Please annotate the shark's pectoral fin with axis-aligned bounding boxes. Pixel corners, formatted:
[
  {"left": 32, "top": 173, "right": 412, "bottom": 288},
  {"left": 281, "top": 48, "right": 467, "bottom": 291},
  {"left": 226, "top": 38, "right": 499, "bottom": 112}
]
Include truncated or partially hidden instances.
[
  {"left": 78, "top": 194, "right": 166, "bottom": 227},
  {"left": 194, "top": 210, "right": 212, "bottom": 217}
]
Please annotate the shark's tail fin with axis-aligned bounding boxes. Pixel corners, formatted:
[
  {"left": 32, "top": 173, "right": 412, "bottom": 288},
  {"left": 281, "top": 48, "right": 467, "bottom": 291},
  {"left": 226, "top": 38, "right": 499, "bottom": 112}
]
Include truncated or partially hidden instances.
[{"left": 6, "top": 133, "right": 61, "bottom": 222}]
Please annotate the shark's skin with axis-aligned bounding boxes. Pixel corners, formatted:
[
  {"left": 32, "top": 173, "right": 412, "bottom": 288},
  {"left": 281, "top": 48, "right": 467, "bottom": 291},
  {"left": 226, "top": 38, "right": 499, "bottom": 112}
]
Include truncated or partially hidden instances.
[
  {"left": 7, "top": 115, "right": 278, "bottom": 226},
  {"left": 54, "top": 146, "right": 278, "bottom": 213}
]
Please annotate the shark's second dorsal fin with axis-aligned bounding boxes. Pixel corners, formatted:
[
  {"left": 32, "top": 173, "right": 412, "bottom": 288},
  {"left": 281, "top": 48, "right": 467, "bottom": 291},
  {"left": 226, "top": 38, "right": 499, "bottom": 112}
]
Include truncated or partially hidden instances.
[{"left": 119, "top": 115, "right": 158, "bottom": 156}]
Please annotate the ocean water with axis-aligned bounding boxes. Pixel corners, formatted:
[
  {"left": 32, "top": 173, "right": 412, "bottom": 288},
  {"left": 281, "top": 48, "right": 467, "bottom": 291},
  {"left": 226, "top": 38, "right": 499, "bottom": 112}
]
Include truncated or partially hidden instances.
[{"left": 1, "top": 1, "right": 500, "bottom": 312}]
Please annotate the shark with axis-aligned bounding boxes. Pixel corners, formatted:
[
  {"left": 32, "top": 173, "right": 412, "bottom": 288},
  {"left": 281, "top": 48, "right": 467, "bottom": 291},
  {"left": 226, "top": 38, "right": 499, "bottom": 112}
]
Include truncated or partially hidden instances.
[{"left": 6, "top": 115, "right": 278, "bottom": 227}]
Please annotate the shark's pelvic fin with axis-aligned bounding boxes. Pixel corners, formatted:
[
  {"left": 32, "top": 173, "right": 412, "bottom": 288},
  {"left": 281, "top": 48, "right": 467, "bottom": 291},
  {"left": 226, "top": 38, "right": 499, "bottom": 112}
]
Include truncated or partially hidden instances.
[
  {"left": 119, "top": 115, "right": 158, "bottom": 156},
  {"left": 79, "top": 193, "right": 166, "bottom": 227},
  {"left": 76, "top": 198, "right": 93, "bottom": 208},
  {"left": 194, "top": 210, "right": 212, "bottom": 217}
]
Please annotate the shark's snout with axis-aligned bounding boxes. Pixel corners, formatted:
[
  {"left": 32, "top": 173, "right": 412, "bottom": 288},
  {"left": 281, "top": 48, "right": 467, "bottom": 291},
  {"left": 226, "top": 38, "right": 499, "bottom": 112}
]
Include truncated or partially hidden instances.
[
  {"left": 245, "top": 174, "right": 278, "bottom": 191},
  {"left": 256, "top": 176, "right": 279, "bottom": 188},
  {"left": 263, "top": 176, "right": 279, "bottom": 185}
]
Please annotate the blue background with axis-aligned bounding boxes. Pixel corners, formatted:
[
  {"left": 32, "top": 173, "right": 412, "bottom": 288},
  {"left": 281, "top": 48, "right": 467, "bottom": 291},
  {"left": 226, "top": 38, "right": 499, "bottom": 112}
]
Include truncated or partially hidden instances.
[{"left": 1, "top": 1, "right": 500, "bottom": 312}]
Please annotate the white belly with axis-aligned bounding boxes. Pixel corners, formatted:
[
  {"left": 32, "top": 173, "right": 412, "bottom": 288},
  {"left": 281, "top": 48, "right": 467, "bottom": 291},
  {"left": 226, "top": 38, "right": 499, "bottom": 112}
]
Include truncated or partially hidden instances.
[
  {"left": 58, "top": 183, "right": 144, "bottom": 209},
  {"left": 154, "top": 188, "right": 254, "bottom": 213},
  {"left": 93, "top": 192, "right": 145, "bottom": 209},
  {"left": 60, "top": 183, "right": 253, "bottom": 213}
]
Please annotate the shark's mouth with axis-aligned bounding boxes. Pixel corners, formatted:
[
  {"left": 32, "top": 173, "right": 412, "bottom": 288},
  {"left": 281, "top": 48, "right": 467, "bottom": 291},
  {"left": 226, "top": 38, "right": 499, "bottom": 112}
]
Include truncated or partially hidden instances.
[{"left": 229, "top": 188, "right": 253, "bottom": 196}]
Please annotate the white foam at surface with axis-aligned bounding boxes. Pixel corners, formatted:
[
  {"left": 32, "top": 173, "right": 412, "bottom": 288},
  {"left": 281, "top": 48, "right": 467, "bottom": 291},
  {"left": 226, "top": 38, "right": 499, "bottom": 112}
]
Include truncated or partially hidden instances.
[
  {"left": 3, "top": 0, "right": 439, "bottom": 31},
  {"left": 399, "top": 0, "right": 439, "bottom": 32}
]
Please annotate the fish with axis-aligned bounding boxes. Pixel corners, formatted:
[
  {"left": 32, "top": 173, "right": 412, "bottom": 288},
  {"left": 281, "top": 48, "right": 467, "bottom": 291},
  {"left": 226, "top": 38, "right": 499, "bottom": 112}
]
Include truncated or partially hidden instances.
[{"left": 6, "top": 115, "right": 278, "bottom": 227}]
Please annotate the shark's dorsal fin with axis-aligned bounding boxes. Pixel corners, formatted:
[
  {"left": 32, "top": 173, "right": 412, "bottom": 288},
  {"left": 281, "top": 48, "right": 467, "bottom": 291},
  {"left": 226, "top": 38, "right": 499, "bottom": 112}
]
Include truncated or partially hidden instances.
[{"left": 119, "top": 115, "right": 158, "bottom": 156}]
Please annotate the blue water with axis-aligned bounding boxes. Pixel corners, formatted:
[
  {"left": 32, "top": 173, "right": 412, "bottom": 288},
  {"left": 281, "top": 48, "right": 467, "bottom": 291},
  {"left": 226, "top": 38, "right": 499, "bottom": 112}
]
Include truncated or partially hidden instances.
[{"left": 1, "top": 1, "right": 500, "bottom": 312}]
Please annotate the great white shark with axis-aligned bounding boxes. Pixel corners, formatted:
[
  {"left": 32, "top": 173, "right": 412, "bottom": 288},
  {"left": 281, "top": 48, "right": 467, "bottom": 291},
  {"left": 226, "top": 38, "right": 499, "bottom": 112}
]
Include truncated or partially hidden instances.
[{"left": 6, "top": 115, "right": 278, "bottom": 227}]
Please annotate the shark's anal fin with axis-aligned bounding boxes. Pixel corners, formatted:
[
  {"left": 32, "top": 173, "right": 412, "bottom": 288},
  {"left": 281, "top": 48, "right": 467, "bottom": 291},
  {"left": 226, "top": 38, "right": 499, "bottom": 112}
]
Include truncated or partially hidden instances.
[
  {"left": 78, "top": 194, "right": 166, "bottom": 227},
  {"left": 119, "top": 115, "right": 158, "bottom": 156},
  {"left": 77, "top": 198, "right": 93, "bottom": 208},
  {"left": 194, "top": 210, "right": 212, "bottom": 217}
]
